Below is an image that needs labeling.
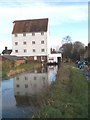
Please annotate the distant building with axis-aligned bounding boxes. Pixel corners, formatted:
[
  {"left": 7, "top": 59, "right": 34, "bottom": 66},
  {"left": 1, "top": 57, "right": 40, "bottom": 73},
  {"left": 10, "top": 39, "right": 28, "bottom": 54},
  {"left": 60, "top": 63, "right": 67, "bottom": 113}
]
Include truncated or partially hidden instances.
[
  {"left": 0, "top": 55, "right": 17, "bottom": 61},
  {"left": 2, "top": 47, "right": 12, "bottom": 55},
  {"left": 84, "top": 43, "right": 90, "bottom": 62},
  {"left": 50, "top": 48, "right": 56, "bottom": 54},
  {"left": 12, "top": 18, "right": 49, "bottom": 62},
  {"left": 48, "top": 53, "right": 62, "bottom": 64}
]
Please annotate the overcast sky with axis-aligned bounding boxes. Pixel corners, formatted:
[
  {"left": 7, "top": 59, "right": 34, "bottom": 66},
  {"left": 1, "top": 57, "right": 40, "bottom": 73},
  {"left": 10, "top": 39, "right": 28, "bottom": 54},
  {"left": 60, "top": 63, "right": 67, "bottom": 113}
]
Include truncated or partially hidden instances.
[{"left": 0, "top": 0, "right": 88, "bottom": 53}]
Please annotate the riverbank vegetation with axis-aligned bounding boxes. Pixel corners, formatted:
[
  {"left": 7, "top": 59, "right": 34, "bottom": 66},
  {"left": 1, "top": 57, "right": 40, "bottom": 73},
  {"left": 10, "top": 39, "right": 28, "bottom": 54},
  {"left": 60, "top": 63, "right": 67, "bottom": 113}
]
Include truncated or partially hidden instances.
[
  {"left": 0, "top": 61, "right": 2, "bottom": 78},
  {"left": 2, "top": 60, "right": 42, "bottom": 79},
  {"left": 37, "top": 62, "right": 88, "bottom": 118}
]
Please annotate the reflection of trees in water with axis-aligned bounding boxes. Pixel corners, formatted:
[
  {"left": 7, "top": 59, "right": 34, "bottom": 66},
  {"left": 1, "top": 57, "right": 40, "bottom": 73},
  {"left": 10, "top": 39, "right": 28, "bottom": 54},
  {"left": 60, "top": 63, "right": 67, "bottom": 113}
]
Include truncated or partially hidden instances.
[
  {"left": 15, "top": 93, "right": 49, "bottom": 107},
  {"left": 34, "top": 67, "right": 47, "bottom": 73},
  {"left": 15, "top": 92, "right": 50, "bottom": 117}
]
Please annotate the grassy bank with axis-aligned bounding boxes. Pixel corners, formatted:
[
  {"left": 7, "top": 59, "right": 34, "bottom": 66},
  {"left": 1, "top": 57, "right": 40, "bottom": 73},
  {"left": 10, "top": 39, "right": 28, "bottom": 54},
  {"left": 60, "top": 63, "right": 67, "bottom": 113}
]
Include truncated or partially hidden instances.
[
  {"left": 37, "top": 63, "right": 88, "bottom": 118},
  {"left": 0, "top": 61, "right": 2, "bottom": 78},
  {"left": 2, "top": 60, "right": 42, "bottom": 79}
]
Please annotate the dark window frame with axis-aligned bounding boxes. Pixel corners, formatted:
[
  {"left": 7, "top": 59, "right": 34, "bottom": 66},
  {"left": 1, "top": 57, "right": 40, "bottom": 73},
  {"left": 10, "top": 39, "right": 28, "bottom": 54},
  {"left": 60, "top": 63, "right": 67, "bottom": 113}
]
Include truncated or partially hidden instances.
[
  {"left": 16, "top": 84, "right": 20, "bottom": 87},
  {"left": 25, "top": 84, "right": 28, "bottom": 88},
  {"left": 33, "top": 49, "right": 35, "bottom": 52},
  {"left": 15, "top": 50, "right": 18, "bottom": 53},
  {"left": 15, "top": 42, "right": 18, "bottom": 45},
  {"left": 41, "top": 41, "right": 44, "bottom": 44},
  {"left": 32, "top": 41, "right": 35, "bottom": 44},
  {"left": 23, "top": 41, "right": 26, "bottom": 45},
  {"left": 41, "top": 49, "right": 45, "bottom": 52},
  {"left": 16, "top": 77, "right": 19, "bottom": 80},
  {"left": 25, "top": 76, "right": 28, "bottom": 80},
  {"left": 24, "top": 49, "right": 27, "bottom": 53},
  {"left": 34, "top": 76, "right": 36, "bottom": 80}
]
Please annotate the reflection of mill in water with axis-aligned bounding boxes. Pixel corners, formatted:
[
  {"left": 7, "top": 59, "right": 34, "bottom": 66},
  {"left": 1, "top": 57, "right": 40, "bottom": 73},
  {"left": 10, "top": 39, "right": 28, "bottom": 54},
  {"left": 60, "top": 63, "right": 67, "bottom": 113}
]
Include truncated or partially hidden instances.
[{"left": 14, "top": 67, "right": 50, "bottom": 108}]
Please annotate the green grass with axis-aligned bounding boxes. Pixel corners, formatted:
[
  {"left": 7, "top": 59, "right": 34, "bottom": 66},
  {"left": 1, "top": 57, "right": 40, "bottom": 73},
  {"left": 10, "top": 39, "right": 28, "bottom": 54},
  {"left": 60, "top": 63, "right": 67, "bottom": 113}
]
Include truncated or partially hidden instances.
[
  {"left": 2, "top": 60, "right": 13, "bottom": 79},
  {"left": 0, "top": 62, "right": 2, "bottom": 78},
  {"left": 16, "top": 62, "right": 42, "bottom": 71},
  {"left": 2, "top": 60, "right": 42, "bottom": 79},
  {"left": 37, "top": 63, "right": 88, "bottom": 118}
]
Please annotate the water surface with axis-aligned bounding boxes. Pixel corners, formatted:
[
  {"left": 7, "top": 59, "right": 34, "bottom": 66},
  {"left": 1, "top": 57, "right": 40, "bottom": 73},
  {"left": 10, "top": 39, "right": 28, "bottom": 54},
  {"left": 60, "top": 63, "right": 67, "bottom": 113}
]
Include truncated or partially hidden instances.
[{"left": 2, "top": 65, "right": 58, "bottom": 118}]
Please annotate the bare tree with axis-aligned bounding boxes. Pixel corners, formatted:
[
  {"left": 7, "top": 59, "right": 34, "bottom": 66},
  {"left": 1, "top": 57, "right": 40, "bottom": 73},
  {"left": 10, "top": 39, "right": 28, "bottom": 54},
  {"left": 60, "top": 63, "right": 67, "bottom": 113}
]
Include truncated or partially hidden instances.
[
  {"left": 62, "top": 35, "right": 72, "bottom": 44},
  {"left": 60, "top": 36, "right": 85, "bottom": 61}
]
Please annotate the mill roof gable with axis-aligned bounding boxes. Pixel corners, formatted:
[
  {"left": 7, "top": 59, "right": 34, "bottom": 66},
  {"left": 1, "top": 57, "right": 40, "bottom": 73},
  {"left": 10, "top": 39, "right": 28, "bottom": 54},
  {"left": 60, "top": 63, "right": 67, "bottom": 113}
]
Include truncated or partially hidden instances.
[{"left": 12, "top": 18, "right": 48, "bottom": 34}]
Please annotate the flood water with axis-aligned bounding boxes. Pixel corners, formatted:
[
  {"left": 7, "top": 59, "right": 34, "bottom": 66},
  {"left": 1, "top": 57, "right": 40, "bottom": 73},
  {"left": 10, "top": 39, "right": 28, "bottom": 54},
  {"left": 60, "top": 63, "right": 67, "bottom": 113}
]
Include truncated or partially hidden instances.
[{"left": 2, "top": 65, "right": 58, "bottom": 118}]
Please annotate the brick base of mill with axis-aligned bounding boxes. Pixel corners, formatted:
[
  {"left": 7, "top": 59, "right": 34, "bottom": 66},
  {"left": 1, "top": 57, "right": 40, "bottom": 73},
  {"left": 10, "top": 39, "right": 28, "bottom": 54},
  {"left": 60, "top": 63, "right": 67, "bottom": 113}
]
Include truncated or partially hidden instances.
[
  {"left": 17, "top": 56, "right": 47, "bottom": 62},
  {"left": 29, "top": 56, "right": 47, "bottom": 62}
]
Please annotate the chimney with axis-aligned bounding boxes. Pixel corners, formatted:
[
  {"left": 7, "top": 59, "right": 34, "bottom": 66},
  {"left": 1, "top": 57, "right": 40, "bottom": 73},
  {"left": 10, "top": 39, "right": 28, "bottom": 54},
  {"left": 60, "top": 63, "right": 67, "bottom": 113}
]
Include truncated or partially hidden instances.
[{"left": 5, "top": 46, "right": 7, "bottom": 50}]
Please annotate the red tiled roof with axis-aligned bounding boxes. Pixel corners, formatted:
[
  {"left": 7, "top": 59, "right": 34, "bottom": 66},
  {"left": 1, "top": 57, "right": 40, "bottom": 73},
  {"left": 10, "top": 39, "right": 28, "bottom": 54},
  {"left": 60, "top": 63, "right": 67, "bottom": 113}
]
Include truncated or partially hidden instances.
[{"left": 12, "top": 18, "right": 48, "bottom": 34}]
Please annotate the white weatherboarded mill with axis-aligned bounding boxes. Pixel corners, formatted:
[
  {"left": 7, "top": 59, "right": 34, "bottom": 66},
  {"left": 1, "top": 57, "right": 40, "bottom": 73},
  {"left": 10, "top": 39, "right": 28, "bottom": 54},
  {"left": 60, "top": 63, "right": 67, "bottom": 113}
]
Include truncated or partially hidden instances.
[{"left": 12, "top": 18, "right": 50, "bottom": 62}]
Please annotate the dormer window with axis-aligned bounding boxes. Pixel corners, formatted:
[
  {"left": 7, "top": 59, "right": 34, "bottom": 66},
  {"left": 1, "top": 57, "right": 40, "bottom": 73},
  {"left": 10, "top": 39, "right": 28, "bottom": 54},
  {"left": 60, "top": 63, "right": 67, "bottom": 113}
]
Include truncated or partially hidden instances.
[
  {"left": 23, "top": 33, "right": 26, "bottom": 36},
  {"left": 15, "top": 33, "right": 17, "bottom": 37},
  {"left": 41, "top": 32, "right": 44, "bottom": 35},
  {"left": 32, "top": 32, "right": 35, "bottom": 36}
]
